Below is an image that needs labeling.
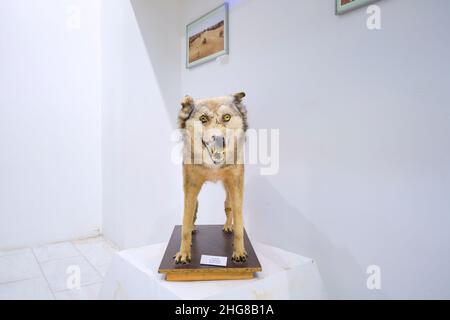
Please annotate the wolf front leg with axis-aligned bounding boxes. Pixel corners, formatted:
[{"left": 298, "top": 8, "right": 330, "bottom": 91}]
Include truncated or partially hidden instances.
[
  {"left": 175, "top": 170, "right": 203, "bottom": 264},
  {"left": 224, "top": 169, "right": 248, "bottom": 262}
]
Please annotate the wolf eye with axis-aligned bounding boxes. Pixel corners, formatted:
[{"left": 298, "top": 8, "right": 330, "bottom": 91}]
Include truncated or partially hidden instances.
[
  {"left": 223, "top": 114, "right": 231, "bottom": 122},
  {"left": 199, "top": 115, "right": 209, "bottom": 124}
]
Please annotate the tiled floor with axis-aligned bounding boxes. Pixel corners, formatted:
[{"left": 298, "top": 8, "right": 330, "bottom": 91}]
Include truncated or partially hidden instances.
[{"left": 0, "top": 236, "right": 118, "bottom": 300}]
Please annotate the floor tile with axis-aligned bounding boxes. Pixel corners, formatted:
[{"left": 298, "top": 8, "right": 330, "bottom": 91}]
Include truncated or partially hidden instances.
[
  {"left": 0, "top": 277, "right": 53, "bottom": 300},
  {"left": 53, "top": 283, "right": 103, "bottom": 300},
  {"left": 73, "top": 238, "right": 117, "bottom": 276},
  {"left": 40, "top": 256, "right": 103, "bottom": 292},
  {"left": 0, "top": 251, "right": 42, "bottom": 284},
  {"left": 33, "top": 242, "right": 80, "bottom": 263}
]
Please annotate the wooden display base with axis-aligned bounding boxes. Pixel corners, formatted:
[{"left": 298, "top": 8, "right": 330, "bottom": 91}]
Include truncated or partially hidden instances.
[{"left": 158, "top": 225, "right": 262, "bottom": 281}]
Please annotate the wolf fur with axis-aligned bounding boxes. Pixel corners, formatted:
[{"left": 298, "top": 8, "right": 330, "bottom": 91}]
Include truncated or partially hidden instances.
[{"left": 175, "top": 92, "right": 248, "bottom": 264}]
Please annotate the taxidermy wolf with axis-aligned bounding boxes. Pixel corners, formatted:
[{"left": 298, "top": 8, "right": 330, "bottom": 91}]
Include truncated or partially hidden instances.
[{"left": 175, "top": 92, "right": 248, "bottom": 264}]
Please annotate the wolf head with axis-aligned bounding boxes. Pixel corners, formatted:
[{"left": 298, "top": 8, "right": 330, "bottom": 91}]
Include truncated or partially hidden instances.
[{"left": 178, "top": 92, "right": 248, "bottom": 168}]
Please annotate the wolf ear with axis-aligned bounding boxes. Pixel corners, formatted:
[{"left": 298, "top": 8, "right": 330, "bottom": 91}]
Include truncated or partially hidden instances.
[
  {"left": 232, "top": 92, "right": 248, "bottom": 131},
  {"left": 178, "top": 95, "right": 195, "bottom": 129},
  {"left": 233, "top": 92, "right": 246, "bottom": 104},
  {"left": 181, "top": 95, "right": 194, "bottom": 109}
]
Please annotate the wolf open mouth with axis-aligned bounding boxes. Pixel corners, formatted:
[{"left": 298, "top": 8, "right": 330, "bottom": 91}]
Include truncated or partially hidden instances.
[{"left": 202, "top": 139, "right": 225, "bottom": 165}]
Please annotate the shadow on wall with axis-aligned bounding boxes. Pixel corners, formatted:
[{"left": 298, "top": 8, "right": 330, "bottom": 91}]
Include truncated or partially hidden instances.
[
  {"left": 130, "top": 0, "right": 181, "bottom": 126},
  {"left": 245, "top": 175, "right": 387, "bottom": 299}
]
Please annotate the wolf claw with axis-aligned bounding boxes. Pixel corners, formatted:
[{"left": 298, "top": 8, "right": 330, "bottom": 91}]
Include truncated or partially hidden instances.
[
  {"left": 232, "top": 250, "right": 248, "bottom": 263},
  {"left": 174, "top": 251, "right": 191, "bottom": 264}
]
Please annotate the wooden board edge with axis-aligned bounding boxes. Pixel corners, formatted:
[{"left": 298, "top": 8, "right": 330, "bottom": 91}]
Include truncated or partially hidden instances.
[{"left": 166, "top": 271, "right": 255, "bottom": 282}]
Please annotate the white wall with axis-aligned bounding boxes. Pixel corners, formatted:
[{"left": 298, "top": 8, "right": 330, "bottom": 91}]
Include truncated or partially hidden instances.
[
  {"left": 101, "top": 0, "right": 183, "bottom": 249},
  {"left": 0, "top": 0, "right": 103, "bottom": 248},
  {"left": 180, "top": 0, "right": 450, "bottom": 299}
]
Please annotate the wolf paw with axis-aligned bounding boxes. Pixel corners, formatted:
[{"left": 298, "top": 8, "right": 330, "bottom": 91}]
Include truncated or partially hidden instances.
[
  {"left": 232, "top": 249, "right": 248, "bottom": 263},
  {"left": 222, "top": 224, "right": 233, "bottom": 233},
  {"left": 174, "top": 251, "right": 191, "bottom": 264}
]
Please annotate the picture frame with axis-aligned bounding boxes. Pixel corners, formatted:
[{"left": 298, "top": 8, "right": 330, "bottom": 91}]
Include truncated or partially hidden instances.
[
  {"left": 186, "top": 3, "right": 229, "bottom": 69},
  {"left": 335, "top": 0, "right": 380, "bottom": 15}
]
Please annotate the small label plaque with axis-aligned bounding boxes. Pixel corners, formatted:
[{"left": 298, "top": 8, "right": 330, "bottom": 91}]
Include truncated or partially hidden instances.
[{"left": 200, "top": 255, "right": 227, "bottom": 267}]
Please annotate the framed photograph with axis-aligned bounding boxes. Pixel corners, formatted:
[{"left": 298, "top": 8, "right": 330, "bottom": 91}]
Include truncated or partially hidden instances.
[
  {"left": 335, "top": 0, "right": 380, "bottom": 15},
  {"left": 186, "top": 3, "right": 229, "bottom": 69}
]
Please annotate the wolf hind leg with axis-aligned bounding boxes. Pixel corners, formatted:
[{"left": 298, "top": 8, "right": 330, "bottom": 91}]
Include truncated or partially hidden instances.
[
  {"left": 223, "top": 191, "right": 233, "bottom": 233},
  {"left": 192, "top": 201, "right": 198, "bottom": 234}
]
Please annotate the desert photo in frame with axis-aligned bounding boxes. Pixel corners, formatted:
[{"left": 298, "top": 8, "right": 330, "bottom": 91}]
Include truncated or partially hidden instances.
[
  {"left": 186, "top": 3, "right": 229, "bottom": 68},
  {"left": 336, "top": 0, "right": 380, "bottom": 15}
]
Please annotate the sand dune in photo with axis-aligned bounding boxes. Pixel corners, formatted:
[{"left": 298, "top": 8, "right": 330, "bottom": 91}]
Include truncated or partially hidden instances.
[{"left": 189, "top": 21, "right": 225, "bottom": 63}]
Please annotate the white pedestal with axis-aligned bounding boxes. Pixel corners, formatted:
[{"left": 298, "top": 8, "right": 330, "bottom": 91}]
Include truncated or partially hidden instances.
[{"left": 99, "top": 243, "right": 327, "bottom": 300}]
